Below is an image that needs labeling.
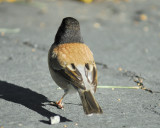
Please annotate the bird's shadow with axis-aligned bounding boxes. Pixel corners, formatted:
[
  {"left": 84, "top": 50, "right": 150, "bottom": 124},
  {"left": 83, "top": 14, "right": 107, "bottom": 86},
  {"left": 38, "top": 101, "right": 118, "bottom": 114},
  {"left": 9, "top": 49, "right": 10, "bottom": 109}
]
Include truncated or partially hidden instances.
[{"left": 0, "top": 80, "right": 72, "bottom": 124}]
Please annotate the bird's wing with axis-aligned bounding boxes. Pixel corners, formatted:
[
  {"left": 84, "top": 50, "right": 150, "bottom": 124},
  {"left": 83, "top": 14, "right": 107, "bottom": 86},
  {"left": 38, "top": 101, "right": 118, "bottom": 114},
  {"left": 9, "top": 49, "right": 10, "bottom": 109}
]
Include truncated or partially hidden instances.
[
  {"left": 48, "top": 43, "right": 97, "bottom": 92},
  {"left": 49, "top": 53, "right": 97, "bottom": 91},
  {"left": 83, "top": 63, "right": 97, "bottom": 92}
]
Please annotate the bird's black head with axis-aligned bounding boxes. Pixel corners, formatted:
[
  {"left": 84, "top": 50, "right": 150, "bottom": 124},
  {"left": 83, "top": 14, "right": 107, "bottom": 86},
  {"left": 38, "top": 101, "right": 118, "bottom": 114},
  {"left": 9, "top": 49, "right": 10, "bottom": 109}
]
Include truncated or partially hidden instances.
[
  {"left": 61, "top": 17, "right": 80, "bottom": 30},
  {"left": 54, "top": 17, "right": 84, "bottom": 45}
]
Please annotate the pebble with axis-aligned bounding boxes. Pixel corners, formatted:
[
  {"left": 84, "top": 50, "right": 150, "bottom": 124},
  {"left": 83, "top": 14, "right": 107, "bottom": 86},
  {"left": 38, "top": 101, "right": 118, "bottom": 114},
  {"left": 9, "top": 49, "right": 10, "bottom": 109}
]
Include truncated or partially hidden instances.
[
  {"left": 93, "top": 22, "right": 101, "bottom": 28},
  {"left": 140, "top": 14, "right": 148, "bottom": 21},
  {"left": 50, "top": 116, "right": 60, "bottom": 125},
  {"left": 118, "top": 67, "right": 123, "bottom": 71}
]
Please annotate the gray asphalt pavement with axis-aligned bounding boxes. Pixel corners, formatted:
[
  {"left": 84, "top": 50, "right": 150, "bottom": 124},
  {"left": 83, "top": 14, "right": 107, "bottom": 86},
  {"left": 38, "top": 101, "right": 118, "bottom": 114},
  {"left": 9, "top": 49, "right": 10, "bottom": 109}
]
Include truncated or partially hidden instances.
[{"left": 0, "top": 0, "right": 160, "bottom": 128}]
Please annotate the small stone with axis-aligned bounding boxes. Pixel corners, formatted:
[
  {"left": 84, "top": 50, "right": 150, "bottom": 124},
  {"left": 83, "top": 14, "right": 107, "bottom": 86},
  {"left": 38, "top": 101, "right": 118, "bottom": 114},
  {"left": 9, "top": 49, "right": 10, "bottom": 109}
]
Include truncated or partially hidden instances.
[
  {"left": 18, "top": 123, "right": 23, "bottom": 126},
  {"left": 140, "top": 14, "right": 148, "bottom": 21},
  {"left": 32, "top": 48, "right": 36, "bottom": 52},
  {"left": 118, "top": 67, "right": 123, "bottom": 71},
  {"left": 57, "top": 87, "right": 62, "bottom": 90},
  {"left": 50, "top": 102, "right": 55, "bottom": 104},
  {"left": 1, "top": 32, "right": 5, "bottom": 36},
  {"left": 50, "top": 116, "right": 60, "bottom": 125},
  {"left": 93, "top": 22, "right": 101, "bottom": 28}
]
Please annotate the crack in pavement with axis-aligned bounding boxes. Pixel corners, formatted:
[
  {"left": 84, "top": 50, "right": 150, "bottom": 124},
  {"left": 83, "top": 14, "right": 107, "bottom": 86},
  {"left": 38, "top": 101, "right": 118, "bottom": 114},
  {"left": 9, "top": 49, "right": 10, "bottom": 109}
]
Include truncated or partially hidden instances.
[
  {"left": 23, "top": 41, "right": 48, "bottom": 52},
  {"left": 142, "top": 104, "right": 160, "bottom": 116}
]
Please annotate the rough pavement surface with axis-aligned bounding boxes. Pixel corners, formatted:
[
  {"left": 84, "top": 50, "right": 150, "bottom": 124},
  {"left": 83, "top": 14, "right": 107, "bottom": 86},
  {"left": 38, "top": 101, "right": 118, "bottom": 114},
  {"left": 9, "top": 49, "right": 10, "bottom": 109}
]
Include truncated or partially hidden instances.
[{"left": 0, "top": 0, "right": 160, "bottom": 128}]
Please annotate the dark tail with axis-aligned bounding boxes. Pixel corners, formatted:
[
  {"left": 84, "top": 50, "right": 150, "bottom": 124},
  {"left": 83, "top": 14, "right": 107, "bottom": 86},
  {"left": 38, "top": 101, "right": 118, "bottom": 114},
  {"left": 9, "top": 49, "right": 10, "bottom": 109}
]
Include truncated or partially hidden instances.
[{"left": 78, "top": 89, "right": 103, "bottom": 115}]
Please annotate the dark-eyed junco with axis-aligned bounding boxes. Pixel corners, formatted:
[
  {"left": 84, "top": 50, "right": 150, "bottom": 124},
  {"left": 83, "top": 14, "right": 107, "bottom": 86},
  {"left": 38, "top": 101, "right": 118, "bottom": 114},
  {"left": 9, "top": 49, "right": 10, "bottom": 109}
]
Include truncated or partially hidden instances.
[{"left": 48, "top": 17, "right": 102, "bottom": 115}]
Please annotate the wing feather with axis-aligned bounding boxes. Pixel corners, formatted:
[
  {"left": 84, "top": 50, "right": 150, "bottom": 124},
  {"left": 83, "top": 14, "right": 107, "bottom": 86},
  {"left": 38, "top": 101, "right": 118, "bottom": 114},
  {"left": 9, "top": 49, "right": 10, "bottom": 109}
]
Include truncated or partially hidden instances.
[{"left": 49, "top": 49, "right": 97, "bottom": 92}]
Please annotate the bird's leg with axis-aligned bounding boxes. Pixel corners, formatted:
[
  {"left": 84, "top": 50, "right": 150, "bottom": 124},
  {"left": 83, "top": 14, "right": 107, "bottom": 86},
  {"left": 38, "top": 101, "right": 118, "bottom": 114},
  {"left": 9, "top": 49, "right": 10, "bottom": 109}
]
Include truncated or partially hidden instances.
[{"left": 56, "top": 93, "right": 67, "bottom": 109}]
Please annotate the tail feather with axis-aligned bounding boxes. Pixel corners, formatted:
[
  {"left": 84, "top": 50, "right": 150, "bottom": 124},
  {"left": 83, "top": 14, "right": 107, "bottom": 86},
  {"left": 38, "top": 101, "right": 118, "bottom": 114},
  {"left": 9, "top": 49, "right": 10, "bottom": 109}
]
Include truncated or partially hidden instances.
[{"left": 78, "top": 90, "right": 103, "bottom": 115}]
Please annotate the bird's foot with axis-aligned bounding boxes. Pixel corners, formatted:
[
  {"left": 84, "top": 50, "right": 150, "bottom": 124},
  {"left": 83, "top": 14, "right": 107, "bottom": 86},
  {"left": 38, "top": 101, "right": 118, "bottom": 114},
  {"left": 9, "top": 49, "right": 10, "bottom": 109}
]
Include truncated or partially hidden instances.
[
  {"left": 49, "top": 101, "right": 64, "bottom": 109},
  {"left": 56, "top": 101, "right": 64, "bottom": 109}
]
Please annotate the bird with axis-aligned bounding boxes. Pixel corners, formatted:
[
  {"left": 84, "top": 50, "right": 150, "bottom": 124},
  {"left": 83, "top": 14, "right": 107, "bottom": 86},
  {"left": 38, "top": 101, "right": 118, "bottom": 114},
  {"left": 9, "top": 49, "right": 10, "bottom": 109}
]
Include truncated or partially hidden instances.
[{"left": 48, "top": 17, "right": 102, "bottom": 115}]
